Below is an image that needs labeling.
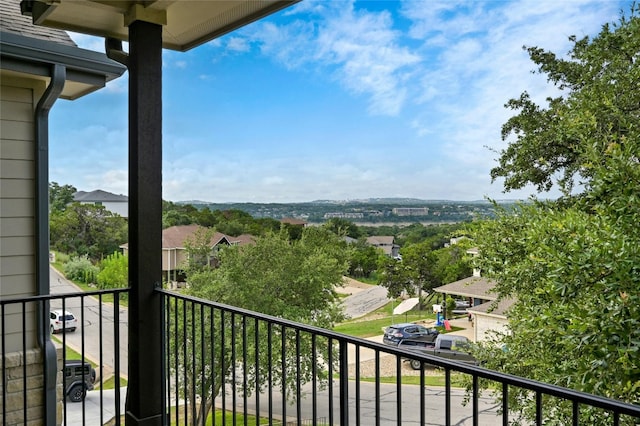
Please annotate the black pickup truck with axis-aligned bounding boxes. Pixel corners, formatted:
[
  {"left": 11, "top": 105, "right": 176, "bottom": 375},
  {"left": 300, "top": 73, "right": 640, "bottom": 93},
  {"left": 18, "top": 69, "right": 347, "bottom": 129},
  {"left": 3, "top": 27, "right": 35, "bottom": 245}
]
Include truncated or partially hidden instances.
[{"left": 400, "top": 334, "right": 477, "bottom": 369}]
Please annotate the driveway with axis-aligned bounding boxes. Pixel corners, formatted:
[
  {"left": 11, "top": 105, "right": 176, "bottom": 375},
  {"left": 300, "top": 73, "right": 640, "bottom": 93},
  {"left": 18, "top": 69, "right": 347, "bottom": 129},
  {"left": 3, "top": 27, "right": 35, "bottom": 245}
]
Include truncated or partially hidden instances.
[{"left": 339, "top": 278, "right": 391, "bottom": 319}]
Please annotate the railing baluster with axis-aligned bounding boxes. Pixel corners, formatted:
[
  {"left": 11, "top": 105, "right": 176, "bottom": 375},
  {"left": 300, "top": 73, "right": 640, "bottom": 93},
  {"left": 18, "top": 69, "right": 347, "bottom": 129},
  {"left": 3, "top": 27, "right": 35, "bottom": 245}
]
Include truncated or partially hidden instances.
[
  {"left": 267, "top": 322, "right": 273, "bottom": 424},
  {"left": 221, "top": 309, "right": 226, "bottom": 426},
  {"left": 295, "top": 329, "right": 301, "bottom": 425},
  {"left": 501, "top": 381, "right": 507, "bottom": 426},
  {"left": 312, "top": 333, "right": 317, "bottom": 426},
  {"left": 281, "top": 324, "right": 287, "bottom": 425},
  {"left": 445, "top": 367, "right": 451, "bottom": 426},
  {"left": 191, "top": 301, "right": 197, "bottom": 425},
  {"left": 254, "top": 317, "right": 260, "bottom": 426},
  {"left": 339, "top": 339, "right": 349, "bottom": 426},
  {"left": 396, "top": 354, "right": 402, "bottom": 425},
  {"left": 375, "top": 350, "right": 380, "bottom": 426},
  {"left": 327, "top": 336, "right": 333, "bottom": 426},
  {"left": 355, "top": 344, "right": 360, "bottom": 426},
  {"left": 232, "top": 311, "right": 237, "bottom": 426},
  {"left": 420, "top": 360, "right": 425, "bottom": 426},
  {"left": 536, "top": 391, "right": 542, "bottom": 425},
  {"left": 243, "top": 315, "right": 248, "bottom": 426},
  {"left": 201, "top": 303, "right": 206, "bottom": 426},
  {"left": 573, "top": 400, "right": 579, "bottom": 426}
]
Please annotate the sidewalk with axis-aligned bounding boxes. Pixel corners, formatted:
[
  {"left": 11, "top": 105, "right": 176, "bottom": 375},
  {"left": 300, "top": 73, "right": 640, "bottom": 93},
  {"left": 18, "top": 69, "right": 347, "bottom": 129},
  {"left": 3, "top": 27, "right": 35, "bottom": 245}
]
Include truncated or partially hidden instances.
[{"left": 62, "top": 387, "right": 126, "bottom": 426}]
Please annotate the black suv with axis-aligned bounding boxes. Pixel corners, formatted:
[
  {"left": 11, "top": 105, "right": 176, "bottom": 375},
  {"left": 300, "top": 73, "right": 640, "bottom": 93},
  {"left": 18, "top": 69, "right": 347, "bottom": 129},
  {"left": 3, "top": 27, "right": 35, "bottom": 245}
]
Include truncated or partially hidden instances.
[
  {"left": 63, "top": 360, "right": 96, "bottom": 402},
  {"left": 382, "top": 323, "right": 439, "bottom": 346}
]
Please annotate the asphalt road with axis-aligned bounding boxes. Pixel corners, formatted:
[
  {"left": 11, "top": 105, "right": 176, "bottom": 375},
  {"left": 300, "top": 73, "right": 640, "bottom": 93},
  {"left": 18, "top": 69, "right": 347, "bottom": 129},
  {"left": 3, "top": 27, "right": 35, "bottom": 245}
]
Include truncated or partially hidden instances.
[{"left": 49, "top": 266, "right": 129, "bottom": 381}]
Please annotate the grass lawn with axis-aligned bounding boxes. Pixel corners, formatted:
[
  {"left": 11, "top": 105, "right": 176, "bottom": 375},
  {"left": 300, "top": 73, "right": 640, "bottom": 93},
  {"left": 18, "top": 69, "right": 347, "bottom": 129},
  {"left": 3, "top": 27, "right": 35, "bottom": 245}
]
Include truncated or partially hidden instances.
[{"left": 333, "top": 293, "right": 461, "bottom": 338}]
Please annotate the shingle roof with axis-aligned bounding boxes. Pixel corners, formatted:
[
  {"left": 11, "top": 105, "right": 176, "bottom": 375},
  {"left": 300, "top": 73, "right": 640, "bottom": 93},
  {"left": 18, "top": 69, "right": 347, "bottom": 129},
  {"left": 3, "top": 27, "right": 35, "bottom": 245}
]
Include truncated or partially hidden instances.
[
  {"left": 433, "top": 276, "right": 498, "bottom": 300},
  {"left": 0, "top": 0, "right": 76, "bottom": 46},
  {"left": 467, "top": 297, "right": 515, "bottom": 318},
  {"left": 366, "top": 236, "right": 395, "bottom": 246},
  {"left": 161, "top": 225, "right": 224, "bottom": 249}
]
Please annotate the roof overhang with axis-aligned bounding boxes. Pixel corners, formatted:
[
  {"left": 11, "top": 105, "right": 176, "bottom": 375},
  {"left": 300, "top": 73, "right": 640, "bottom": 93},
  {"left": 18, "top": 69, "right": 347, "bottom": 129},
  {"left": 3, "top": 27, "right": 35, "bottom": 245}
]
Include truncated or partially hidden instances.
[
  {"left": 0, "top": 30, "right": 126, "bottom": 99},
  {"left": 20, "top": 0, "right": 300, "bottom": 52}
]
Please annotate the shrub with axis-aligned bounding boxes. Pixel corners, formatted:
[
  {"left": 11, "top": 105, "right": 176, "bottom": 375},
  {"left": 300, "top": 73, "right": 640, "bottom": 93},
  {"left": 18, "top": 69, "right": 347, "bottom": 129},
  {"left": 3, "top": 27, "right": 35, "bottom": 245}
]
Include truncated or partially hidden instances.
[{"left": 64, "top": 255, "right": 99, "bottom": 284}]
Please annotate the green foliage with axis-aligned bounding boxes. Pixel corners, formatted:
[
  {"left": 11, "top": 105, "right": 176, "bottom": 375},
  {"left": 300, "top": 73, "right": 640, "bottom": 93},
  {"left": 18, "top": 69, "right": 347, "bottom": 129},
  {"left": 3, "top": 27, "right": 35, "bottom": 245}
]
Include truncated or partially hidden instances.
[
  {"left": 324, "top": 218, "right": 362, "bottom": 238},
  {"left": 49, "top": 182, "right": 76, "bottom": 213},
  {"left": 475, "top": 8, "right": 640, "bottom": 422},
  {"left": 97, "top": 252, "right": 128, "bottom": 291},
  {"left": 347, "top": 239, "right": 380, "bottom": 278},
  {"left": 175, "top": 226, "right": 348, "bottom": 424},
  {"left": 50, "top": 203, "right": 127, "bottom": 261},
  {"left": 63, "top": 255, "right": 99, "bottom": 284},
  {"left": 491, "top": 4, "right": 640, "bottom": 197}
]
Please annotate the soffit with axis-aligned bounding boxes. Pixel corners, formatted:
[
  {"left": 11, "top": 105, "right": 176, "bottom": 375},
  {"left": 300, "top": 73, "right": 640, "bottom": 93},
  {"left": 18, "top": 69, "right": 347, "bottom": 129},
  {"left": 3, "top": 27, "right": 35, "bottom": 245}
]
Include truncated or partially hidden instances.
[{"left": 23, "top": 0, "right": 299, "bottom": 52}]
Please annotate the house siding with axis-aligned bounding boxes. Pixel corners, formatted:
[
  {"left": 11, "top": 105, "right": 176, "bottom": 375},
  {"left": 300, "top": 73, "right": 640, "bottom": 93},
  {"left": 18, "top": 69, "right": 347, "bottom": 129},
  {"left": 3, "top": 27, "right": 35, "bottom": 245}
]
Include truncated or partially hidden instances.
[
  {"left": 474, "top": 314, "right": 509, "bottom": 342},
  {"left": 0, "top": 81, "right": 39, "bottom": 353}
]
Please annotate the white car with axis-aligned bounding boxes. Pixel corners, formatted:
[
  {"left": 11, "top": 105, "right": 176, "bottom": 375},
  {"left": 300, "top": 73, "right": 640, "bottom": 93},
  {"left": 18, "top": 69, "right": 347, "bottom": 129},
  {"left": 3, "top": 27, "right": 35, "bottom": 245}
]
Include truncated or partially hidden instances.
[{"left": 50, "top": 310, "right": 78, "bottom": 334}]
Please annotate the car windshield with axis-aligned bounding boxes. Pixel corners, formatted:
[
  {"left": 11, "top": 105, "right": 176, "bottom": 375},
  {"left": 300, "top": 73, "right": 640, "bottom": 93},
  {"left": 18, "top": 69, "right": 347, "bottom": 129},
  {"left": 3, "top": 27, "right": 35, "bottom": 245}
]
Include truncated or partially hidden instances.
[{"left": 62, "top": 314, "right": 74, "bottom": 321}]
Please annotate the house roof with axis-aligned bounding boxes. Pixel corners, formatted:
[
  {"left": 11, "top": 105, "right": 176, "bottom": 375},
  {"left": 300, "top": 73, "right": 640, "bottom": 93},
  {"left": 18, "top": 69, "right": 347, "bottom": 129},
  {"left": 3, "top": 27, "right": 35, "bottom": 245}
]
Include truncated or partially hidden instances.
[
  {"left": 433, "top": 276, "right": 498, "bottom": 300},
  {"left": 74, "top": 189, "right": 128, "bottom": 203},
  {"left": 467, "top": 297, "right": 515, "bottom": 318},
  {"left": 0, "top": 0, "right": 75, "bottom": 45},
  {"left": 366, "top": 236, "right": 395, "bottom": 246},
  {"left": 161, "top": 225, "right": 229, "bottom": 250},
  {"left": 229, "top": 234, "right": 256, "bottom": 246},
  {"left": 0, "top": 0, "right": 126, "bottom": 99},
  {"left": 281, "top": 218, "right": 307, "bottom": 226}
]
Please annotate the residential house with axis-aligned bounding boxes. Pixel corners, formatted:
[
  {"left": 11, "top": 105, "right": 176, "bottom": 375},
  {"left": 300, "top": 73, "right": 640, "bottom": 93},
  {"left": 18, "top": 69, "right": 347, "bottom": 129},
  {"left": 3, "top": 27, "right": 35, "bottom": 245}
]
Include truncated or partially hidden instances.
[
  {"left": 0, "top": 0, "right": 125, "bottom": 422},
  {"left": 280, "top": 217, "right": 308, "bottom": 227},
  {"left": 120, "top": 224, "right": 254, "bottom": 286},
  {"left": 366, "top": 235, "right": 400, "bottom": 258},
  {"left": 73, "top": 189, "right": 128, "bottom": 218},
  {"left": 433, "top": 247, "right": 512, "bottom": 342}
]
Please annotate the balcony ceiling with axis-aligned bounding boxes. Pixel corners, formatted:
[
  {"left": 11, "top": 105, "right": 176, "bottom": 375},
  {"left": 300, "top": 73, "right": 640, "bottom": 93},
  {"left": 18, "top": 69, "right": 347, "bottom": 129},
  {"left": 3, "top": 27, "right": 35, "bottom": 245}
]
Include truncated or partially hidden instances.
[{"left": 22, "top": 0, "right": 299, "bottom": 51}]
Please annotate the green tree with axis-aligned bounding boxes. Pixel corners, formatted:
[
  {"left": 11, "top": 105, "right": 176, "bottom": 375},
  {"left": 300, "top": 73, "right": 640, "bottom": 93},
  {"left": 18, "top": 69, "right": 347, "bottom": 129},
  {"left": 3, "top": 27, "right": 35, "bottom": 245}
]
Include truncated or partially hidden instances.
[
  {"left": 50, "top": 203, "right": 127, "bottom": 261},
  {"left": 474, "top": 7, "right": 640, "bottom": 423},
  {"left": 175, "top": 227, "right": 348, "bottom": 424},
  {"left": 377, "top": 255, "right": 410, "bottom": 299},
  {"left": 490, "top": 5, "right": 640, "bottom": 196},
  {"left": 49, "top": 182, "right": 76, "bottom": 213},
  {"left": 324, "top": 218, "right": 362, "bottom": 239}
]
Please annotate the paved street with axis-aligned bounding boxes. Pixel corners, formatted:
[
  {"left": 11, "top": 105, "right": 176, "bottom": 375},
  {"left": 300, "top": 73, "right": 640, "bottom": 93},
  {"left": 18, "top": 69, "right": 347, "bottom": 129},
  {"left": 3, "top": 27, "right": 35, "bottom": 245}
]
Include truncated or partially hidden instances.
[{"left": 49, "top": 266, "right": 129, "bottom": 380}]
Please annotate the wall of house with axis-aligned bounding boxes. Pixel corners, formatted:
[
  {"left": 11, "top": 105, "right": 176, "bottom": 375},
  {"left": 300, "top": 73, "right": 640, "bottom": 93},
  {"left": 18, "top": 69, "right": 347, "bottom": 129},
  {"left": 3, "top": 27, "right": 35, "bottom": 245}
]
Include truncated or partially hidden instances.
[
  {"left": 1, "top": 77, "right": 44, "bottom": 353},
  {"left": 474, "top": 314, "right": 509, "bottom": 342}
]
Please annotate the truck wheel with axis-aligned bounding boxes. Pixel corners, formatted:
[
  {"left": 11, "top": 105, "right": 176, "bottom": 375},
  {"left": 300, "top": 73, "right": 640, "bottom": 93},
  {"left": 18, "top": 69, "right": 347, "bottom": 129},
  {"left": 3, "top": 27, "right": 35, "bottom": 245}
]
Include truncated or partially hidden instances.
[
  {"left": 410, "top": 360, "right": 422, "bottom": 370},
  {"left": 68, "top": 384, "right": 86, "bottom": 402}
]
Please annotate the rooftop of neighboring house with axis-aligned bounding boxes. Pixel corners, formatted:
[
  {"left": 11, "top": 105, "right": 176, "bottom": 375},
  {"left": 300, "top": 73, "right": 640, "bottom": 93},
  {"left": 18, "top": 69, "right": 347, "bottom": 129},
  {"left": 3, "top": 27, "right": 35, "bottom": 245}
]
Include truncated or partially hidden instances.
[
  {"left": 366, "top": 236, "right": 395, "bottom": 246},
  {"left": 433, "top": 275, "right": 498, "bottom": 300},
  {"left": 280, "top": 217, "right": 307, "bottom": 226},
  {"left": 74, "top": 189, "right": 128, "bottom": 203},
  {"left": 467, "top": 297, "right": 515, "bottom": 317}
]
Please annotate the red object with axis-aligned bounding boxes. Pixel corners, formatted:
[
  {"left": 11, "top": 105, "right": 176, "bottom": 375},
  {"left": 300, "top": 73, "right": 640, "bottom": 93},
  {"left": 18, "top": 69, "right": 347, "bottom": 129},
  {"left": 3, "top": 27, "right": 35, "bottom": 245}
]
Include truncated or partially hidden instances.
[{"left": 444, "top": 320, "right": 451, "bottom": 331}]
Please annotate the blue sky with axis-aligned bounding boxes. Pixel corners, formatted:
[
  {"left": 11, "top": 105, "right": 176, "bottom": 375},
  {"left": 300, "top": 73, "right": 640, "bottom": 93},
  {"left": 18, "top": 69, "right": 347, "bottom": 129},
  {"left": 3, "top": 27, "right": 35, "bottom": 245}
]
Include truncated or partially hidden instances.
[{"left": 50, "top": 1, "right": 629, "bottom": 203}]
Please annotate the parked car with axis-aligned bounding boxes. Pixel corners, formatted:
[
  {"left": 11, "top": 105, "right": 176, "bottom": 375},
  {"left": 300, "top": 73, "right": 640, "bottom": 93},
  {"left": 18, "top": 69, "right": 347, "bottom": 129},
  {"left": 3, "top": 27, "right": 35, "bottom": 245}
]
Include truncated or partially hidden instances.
[
  {"left": 403, "top": 334, "right": 477, "bottom": 369},
  {"left": 382, "top": 323, "right": 439, "bottom": 346},
  {"left": 50, "top": 310, "right": 78, "bottom": 334},
  {"left": 63, "top": 360, "right": 96, "bottom": 402}
]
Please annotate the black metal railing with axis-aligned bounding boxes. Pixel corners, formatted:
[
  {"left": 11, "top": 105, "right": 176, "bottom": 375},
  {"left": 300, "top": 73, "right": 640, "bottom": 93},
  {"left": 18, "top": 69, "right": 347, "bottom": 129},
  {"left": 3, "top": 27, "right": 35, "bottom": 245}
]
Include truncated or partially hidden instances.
[
  {"left": 0, "top": 288, "right": 128, "bottom": 426},
  {"left": 2, "top": 288, "right": 640, "bottom": 425},
  {"left": 160, "top": 289, "right": 640, "bottom": 426}
]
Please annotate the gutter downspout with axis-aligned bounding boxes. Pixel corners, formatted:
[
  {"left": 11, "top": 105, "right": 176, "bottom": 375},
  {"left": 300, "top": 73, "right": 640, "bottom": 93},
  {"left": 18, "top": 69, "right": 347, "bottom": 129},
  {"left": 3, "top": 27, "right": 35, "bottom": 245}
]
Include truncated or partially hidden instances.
[{"left": 35, "top": 63, "right": 65, "bottom": 425}]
